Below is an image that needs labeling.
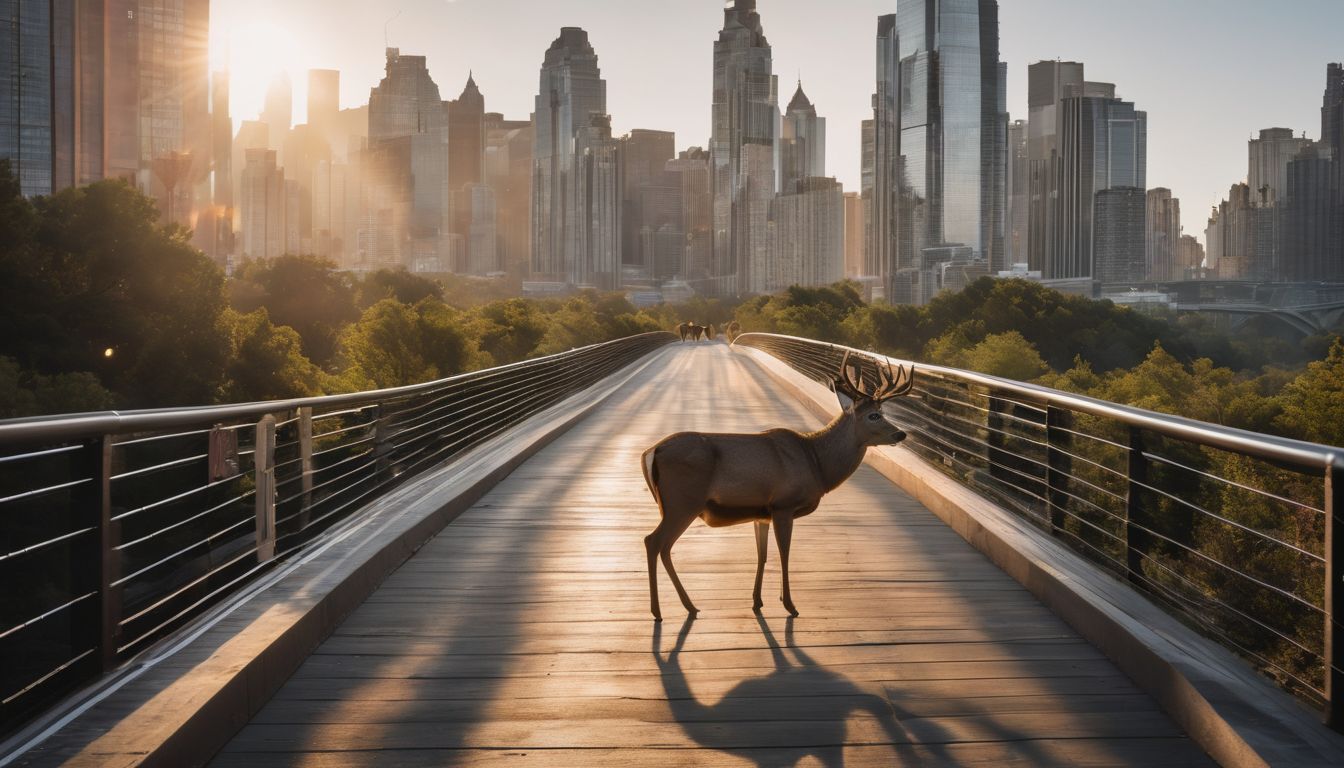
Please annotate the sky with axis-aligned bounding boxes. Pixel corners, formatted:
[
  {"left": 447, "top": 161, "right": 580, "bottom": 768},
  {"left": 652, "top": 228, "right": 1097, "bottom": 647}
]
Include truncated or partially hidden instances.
[{"left": 211, "top": 0, "right": 1344, "bottom": 242}]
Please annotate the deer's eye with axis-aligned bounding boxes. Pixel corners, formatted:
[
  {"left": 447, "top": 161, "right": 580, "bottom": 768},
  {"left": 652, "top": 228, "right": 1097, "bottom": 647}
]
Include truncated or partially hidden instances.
[{"left": 866, "top": 413, "right": 883, "bottom": 422}]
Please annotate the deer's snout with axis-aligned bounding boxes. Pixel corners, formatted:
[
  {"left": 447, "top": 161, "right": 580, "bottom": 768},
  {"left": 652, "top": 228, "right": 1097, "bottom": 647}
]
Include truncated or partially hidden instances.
[{"left": 889, "top": 430, "right": 907, "bottom": 444}]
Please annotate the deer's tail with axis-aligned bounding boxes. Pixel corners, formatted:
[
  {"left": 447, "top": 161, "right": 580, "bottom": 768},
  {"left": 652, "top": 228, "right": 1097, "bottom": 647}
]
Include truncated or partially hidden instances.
[{"left": 641, "top": 447, "right": 661, "bottom": 508}]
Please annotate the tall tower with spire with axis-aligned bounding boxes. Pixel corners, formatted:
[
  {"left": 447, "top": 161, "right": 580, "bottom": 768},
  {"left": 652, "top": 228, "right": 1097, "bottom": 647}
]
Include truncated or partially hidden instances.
[
  {"left": 448, "top": 72, "right": 485, "bottom": 191},
  {"left": 779, "top": 82, "right": 825, "bottom": 194},
  {"left": 532, "top": 27, "right": 608, "bottom": 284},
  {"left": 711, "top": 0, "right": 777, "bottom": 295}
]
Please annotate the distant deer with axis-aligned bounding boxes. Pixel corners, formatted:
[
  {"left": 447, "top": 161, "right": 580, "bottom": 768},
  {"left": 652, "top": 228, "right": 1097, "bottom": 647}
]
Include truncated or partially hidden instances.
[
  {"left": 676, "top": 322, "right": 693, "bottom": 342},
  {"left": 641, "top": 352, "right": 915, "bottom": 619}
]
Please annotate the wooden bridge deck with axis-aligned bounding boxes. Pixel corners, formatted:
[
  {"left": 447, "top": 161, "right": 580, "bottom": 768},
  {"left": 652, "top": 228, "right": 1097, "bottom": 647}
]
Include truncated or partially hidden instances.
[{"left": 211, "top": 344, "right": 1213, "bottom": 767}]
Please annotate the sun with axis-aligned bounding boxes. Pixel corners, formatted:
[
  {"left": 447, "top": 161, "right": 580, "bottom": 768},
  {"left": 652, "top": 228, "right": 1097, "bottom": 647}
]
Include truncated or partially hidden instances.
[{"left": 213, "top": 17, "right": 310, "bottom": 130}]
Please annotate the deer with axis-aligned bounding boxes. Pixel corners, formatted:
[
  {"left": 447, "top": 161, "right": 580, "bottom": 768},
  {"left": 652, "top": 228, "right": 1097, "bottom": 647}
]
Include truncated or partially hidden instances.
[
  {"left": 676, "top": 322, "right": 693, "bottom": 342},
  {"left": 640, "top": 351, "right": 915, "bottom": 620}
]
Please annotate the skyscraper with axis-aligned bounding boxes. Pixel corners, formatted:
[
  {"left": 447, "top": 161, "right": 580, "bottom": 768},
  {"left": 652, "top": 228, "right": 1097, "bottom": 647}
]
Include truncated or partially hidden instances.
[
  {"left": 771, "top": 177, "right": 844, "bottom": 290},
  {"left": 448, "top": 73, "right": 487, "bottom": 270},
  {"left": 1, "top": 0, "right": 54, "bottom": 196},
  {"left": 532, "top": 27, "right": 607, "bottom": 284},
  {"left": 447, "top": 73, "right": 485, "bottom": 193},
  {"left": 1055, "top": 85, "right": 1146, "bottom": 279},
  {"left": 1093, "top": 186, "right": 1146, "bottom": 284},
  {"left": 1248, "top": 128, "right": 1311, "bottom": 206},
  {"left": 711, "top": 0, "right": 776, "bottom": 295},
  {"left": 1026, "top": 60, "right": 1085, "bottom": 274},
  {"left": 779, "top": 83, "right": 824, "bottom": 194},
  {"left": 240, "top": 148, "right": 286, "bottom": 260},
  {"left": 572, "top": 113, "right": 622, "bottom": 289},
  {"left": 891, "top": 0, "right": 1006, "bottom": 302},
  {"left": 844, "top": 191, "right": 864, "bottom": 279},
  {"left": 263, "top": 73, "right": 293, "bottom": 151},
  {"left": 667, "top": 147, "right": 712, "bottom": 284},
  {"left": 309, "top": 70, "right": 340, "bottom": 138},
  {"left": 366, "top": 47, "right": 449, "bottom": 269},
  {"left": 868, "top": 14, "right": 899, "bottom": 291},
  {"left": 1282, "top": 142, "right": 1337, "bottom": 281},
  {"left": 1006, "top": 119, "right": 1029, "bottom": 267},
  {"left": 1145, "top": 188, "right": 1180, "bottom": 282},
  {"left": 483, "top": 112, "right": 532, "bottom": 279},
  {"left": 1322, "top": 64, "right": 1344, "bottom": 272},
  {"left": 621, "top": 128, "right": 676, "bottom": 277}
]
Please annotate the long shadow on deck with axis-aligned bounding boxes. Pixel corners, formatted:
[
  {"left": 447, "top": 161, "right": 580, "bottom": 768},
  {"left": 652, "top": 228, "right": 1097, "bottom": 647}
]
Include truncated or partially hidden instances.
[{"left": 654, "top": 614, "right": 923, "bottom": 767}]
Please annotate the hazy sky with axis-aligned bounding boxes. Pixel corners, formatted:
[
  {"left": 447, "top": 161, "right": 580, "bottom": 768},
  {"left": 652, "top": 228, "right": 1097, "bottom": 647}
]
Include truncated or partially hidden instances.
[{"left": 211, "top": 0, "right": 1343, "bottom": 241}]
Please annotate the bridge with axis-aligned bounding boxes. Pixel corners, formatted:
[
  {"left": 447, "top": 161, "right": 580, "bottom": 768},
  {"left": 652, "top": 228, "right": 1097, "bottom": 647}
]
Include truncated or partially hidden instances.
[{"left": 2, "top": 333, "right": 1343, "bottom": 766}]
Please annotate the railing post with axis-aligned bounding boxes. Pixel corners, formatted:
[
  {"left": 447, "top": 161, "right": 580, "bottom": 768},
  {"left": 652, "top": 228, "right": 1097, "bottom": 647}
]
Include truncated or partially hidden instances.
[
  {"left": 298, "top": 407, "right": 314, "bottom": 530},
  {"left": 373, "top": 404, "right": 393, "bottom": 478},
  {"left": 1125, "top": 426, "right": 1147, "bottom": 584},
  {"left": 1326, "top": 455, "right": 1342, "bottom": 728},
  {"left": 254, "top": 415, "right": 276, "bottom": 562},
  {"left": 77, "top": 435, "right": 119, "bottom": 671},
  {"left": 1046, "top": 406, "right": 1072, "bottom": 535}
]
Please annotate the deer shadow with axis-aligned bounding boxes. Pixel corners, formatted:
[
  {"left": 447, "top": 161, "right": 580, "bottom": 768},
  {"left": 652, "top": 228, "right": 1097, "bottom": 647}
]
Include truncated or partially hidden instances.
[{"left": 652, "top": 614, "right": 932, "bottom": 768}]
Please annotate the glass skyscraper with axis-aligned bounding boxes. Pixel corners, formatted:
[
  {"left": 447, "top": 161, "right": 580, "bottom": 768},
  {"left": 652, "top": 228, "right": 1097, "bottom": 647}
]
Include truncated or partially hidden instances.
[
  {"left": 891, "top": 0, "right": 1006, "bottom": 303},
  {"left": 532, "top": 27, "right": 607, "bottom": 285},
  {"left": 711, "top": 0, "right": 776, "bottom": 296},
  {"left": 0, "top": 0, "right": 54, "bottom": 196}
]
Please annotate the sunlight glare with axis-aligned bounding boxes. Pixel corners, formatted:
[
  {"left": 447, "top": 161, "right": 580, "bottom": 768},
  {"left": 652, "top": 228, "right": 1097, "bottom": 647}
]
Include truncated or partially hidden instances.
[{"left": 222, "top": 19, "right": 308, "bottom": 128}]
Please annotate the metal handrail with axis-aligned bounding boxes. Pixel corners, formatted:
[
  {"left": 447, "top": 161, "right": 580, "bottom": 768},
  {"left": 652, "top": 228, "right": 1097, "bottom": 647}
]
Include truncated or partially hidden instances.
[
  {"left": 0, "top": 331, "right": 676, "bottom": 736},
  {"left": 734, "top": 331, "right": 1343, "bottom": 728}
]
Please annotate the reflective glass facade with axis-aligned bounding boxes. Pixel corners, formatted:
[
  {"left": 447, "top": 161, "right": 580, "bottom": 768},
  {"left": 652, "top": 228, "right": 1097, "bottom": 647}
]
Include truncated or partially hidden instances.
[
  {"left": 1, "top": 0, "right": 53, "bottom": 196},
  {"left": 891, "top": 0, "right": 1005, "bottom": 303},
  {"left": 532, "top": 27, "right": 607, "bottom": 283},
  {"left": 711, "top": 0, "right": 776, "bottom": 295}
]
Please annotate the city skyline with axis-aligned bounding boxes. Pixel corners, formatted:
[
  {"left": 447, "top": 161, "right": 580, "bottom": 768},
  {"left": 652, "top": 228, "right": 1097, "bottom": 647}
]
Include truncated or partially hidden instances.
[{"left": 211, "top": 0, "right": 1344, "bottom": 242}]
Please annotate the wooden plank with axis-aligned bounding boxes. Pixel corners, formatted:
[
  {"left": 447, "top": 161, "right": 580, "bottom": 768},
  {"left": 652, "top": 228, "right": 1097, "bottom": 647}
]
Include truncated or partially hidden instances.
[{"left": 211, "top": 345, "right": 1212, "bottom": 767}]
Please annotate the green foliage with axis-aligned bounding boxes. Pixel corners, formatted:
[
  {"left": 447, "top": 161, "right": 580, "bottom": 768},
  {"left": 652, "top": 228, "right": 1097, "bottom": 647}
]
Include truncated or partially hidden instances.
[
  {"left": 355, "top": 268, "right": 444, "bottom": 309},
  {"left": 220, "top": 309, "right": 324, "bottom": 403},
  {"left": 960, "top": 331, "right": 1050, "bottom": 381},
  {"left": 339, "top": 298, "right": 486, "bottom": 389},
  {"left": 0, "top": 356, "right": 116, "bottom": 418},
  {"left": 231, "top": 254, "right": 359, "bottom": 366},
  {"left": 0, "top": 170, "right": 229, "bottom": 408},
  {"left": 1274, "top": 339, "right": 1344, "bottom": 446}
]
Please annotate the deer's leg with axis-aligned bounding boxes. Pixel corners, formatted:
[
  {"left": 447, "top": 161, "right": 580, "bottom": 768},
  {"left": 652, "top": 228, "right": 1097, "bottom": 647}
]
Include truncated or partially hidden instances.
[
  {"left": 644, "top": 529, "right": 662, "bottom": 621},
  {"left": 752, "top": 519, "right": 769, "bottom": 611},
  {"left": 772, "top": 511, "right": 798, "bottom": 616},
  {"left": 659, "top": 513, "right": 698, "bottom": 616}
]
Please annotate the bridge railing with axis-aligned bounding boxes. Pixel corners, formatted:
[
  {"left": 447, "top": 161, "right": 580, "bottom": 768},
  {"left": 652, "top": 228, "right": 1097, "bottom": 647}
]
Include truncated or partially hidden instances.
[
  {"left": 0, "top": 331, "right": 676, "bottom": 735},
  {"left": 735, "top": 332, "right": 1342, "bottom": 727}
]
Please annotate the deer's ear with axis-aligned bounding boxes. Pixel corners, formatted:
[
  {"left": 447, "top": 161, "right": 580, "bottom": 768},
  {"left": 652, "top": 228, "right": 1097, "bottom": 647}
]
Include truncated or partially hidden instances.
[{"left": 832, "top": 378, "right": 855, "bottom": 411}]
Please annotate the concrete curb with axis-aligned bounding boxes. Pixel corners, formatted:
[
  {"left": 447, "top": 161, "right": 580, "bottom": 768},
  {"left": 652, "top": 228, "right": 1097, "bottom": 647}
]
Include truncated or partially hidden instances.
[
  {"left": 736, "top": 344, "right": 1344, "bottom": 768},
  {"left": 10, "top": 348, "right": 673, "bottom": 768}
]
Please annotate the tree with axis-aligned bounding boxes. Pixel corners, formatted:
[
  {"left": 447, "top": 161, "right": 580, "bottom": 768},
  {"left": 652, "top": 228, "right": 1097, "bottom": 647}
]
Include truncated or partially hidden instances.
[
  {"left": 1275, "top": 339, "right": 1344, "bottom": 447},
  {"left": 356, "top": 268, "right": 443, "bottom": 309},
  {"left": 340, "top": 299, "right": 485, "bottom": 389},
  {"left": 0, "top": 178, "right": 230, "bottom": 407},
  {"left": 231, "top": 254, "right": 358, "bottom": 367},
  {"left": 960, "top": 331, "right": 1050, "bottom": 381},
  {"left": 220, "top": 309, "right": 324, "bottom": 403},
  {"left": 0, "top": 356, "right": 115, "bottom": 419}
]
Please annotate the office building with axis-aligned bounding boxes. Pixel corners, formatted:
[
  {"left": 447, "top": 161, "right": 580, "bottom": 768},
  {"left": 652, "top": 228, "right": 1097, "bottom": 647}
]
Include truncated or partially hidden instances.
[
  {"left": 1093, "top": 186, "right": 1146, "bottom": 284},
  {"left": 532, "top": 27, "right": 607, "bottom": 284},
  {"left": 892, "top": 0, "right": 1007, "bottom": 301},
  {"left": 711, "top": 0, "right": 777, "bottom": 295},
  {"left": 1145, "top": 188, "right": 1180, "bottom": 281}
]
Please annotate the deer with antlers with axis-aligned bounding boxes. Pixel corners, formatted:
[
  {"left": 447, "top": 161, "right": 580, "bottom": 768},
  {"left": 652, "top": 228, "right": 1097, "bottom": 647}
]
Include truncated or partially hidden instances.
[{"left": 640, "top": 352, "right": 915, "bottom": 620}]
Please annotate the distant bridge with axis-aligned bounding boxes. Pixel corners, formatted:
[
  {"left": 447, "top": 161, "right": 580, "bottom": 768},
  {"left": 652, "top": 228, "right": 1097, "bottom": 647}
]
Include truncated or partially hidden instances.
[{"left": 2, "top": 333, "right": 1342, "bottom": 767}]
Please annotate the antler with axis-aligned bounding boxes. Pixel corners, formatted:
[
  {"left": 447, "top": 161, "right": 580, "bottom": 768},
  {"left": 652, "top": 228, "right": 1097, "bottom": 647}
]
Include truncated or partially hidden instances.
[
  {"left": 834, "top": 350, "right": 867, "bottom": 399},
  {"left": 873, "top": 359, "right": 915, "bottom": 401}
]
